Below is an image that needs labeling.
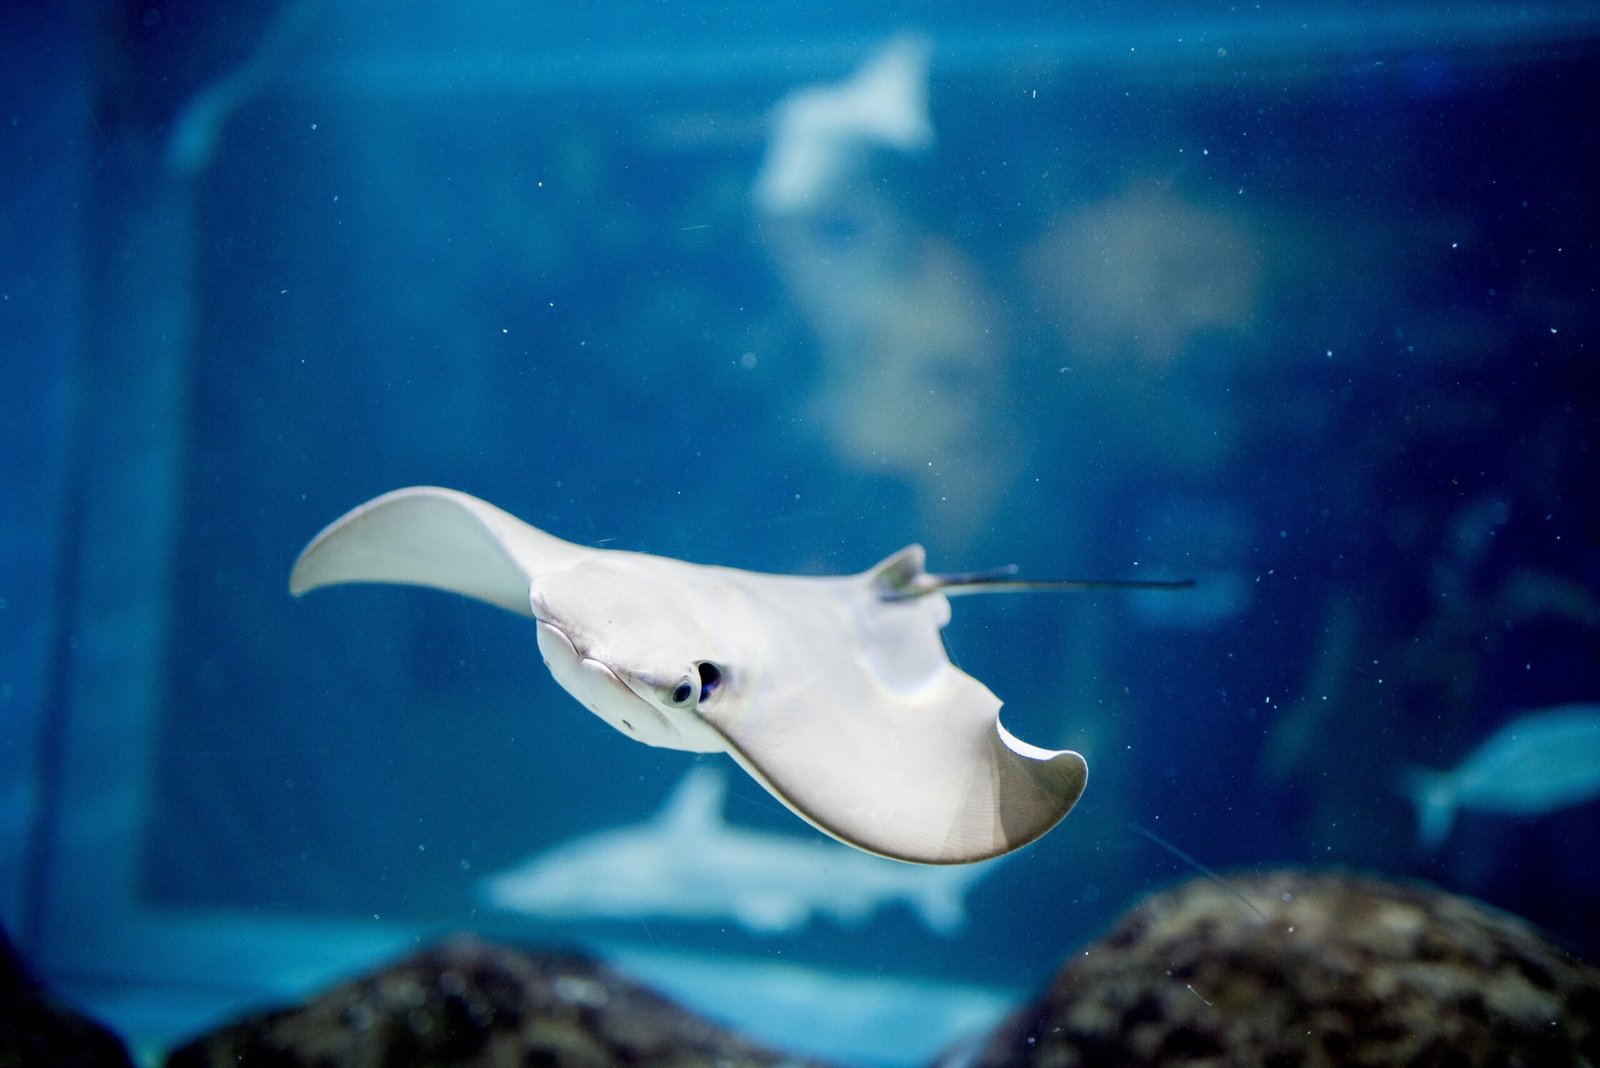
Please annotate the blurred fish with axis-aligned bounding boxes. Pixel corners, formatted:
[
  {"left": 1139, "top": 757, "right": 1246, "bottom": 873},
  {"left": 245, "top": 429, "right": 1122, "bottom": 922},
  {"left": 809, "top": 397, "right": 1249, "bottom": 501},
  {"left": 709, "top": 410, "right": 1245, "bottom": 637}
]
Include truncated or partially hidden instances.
[
  {"left": 1400, "top": 704, "right": 1600, "bottom": 848},
  {"left": 753, "top": 34, "right": 933, "bottom": 214},
  {"left": 480, "top": 765, "right": 998, "bottom": 935}
]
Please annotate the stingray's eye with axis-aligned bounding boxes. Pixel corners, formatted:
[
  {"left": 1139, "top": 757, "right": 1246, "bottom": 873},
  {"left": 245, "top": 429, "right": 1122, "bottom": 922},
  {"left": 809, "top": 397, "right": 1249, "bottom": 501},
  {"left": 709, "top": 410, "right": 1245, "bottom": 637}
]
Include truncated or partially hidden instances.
[
  {"left": 668, "top": 676, "right": 696, "bottom": 707},
  {"left": 697, "top": 662, "right": 723, "bottom": 703}
]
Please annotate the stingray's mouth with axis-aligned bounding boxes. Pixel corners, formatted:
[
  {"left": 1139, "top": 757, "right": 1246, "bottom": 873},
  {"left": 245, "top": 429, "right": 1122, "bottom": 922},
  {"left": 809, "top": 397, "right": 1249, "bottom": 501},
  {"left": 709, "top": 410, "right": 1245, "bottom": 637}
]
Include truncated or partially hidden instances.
[{"left": 534, "top": 619, "right": 677, "bottom": 741}]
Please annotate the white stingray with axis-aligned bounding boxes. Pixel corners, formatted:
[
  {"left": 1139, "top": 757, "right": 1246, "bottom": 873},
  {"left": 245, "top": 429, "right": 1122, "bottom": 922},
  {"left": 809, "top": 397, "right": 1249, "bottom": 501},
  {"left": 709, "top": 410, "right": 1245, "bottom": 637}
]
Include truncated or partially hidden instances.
[{"left": 290, "top": 486, "right": 1188, "bottom": 864}]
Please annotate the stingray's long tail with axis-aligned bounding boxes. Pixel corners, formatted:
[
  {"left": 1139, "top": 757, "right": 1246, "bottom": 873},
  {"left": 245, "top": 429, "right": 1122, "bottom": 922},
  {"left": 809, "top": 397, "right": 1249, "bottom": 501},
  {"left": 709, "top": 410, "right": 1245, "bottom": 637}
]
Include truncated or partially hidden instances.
[
  {"left": 883, "top": 563, "right": 1194, "bottom": 602},
  {"left": 936, "top": 573, "right": 1198, "bottom": 597}
]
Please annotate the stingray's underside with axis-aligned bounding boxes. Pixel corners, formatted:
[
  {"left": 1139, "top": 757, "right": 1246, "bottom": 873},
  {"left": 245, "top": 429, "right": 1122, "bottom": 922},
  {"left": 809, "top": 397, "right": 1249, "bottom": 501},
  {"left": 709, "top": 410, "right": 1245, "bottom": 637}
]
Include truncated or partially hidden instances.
[{"left": 290, "top": 485, "right": 1089, "bottom": 863}]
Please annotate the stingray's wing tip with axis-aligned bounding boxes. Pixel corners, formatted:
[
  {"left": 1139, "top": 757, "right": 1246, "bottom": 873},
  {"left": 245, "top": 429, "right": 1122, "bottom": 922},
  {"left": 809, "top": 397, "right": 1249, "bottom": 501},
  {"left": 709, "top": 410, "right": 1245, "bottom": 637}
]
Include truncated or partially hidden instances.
[
  {"left": 972, "top": 734, "right": 1087, "bottom": 860},
  {"left": 915, "top": 757, "right": 1086, "bottom": 865},
  {"left": 287, "top": 543, "right": 338, "bottom": 595},
  {"left": 287, "top": 486, "right": 537, "bottom": 614},
  {"left": 287, "top": 487, "right": 444, "bottom": 596},
  {"left": 719, "top": 724, "right": 1089, "bottom": 866},
  {"left": 1035, "top": 746, "right": 1089, "bottom": 809},
  {"left": 996, "top": 720, "right": 1088, "bottom": 799},
  {"left": 288, "top": 517, "right": 346, "bottom": 596}
]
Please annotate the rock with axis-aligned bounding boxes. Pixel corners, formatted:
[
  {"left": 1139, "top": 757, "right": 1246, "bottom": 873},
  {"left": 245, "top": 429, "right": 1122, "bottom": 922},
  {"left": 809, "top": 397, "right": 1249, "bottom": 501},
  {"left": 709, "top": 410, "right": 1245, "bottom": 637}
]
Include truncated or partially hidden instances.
[
  {"left": 165, "top": 935, "right": 829, "bottom": 1067},
  {"left": 955, "top": 870, "right": 1600, "bottom": 1068},
  {"left": 0, "top": 924, "right": 135, "bottom": 1068}
]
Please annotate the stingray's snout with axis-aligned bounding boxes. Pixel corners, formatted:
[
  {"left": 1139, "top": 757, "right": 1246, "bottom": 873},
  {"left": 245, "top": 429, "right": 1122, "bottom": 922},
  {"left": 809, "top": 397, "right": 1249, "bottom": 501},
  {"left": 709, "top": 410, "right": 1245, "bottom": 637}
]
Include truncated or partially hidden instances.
[{"left": 535, "top": 619, "right": 708, "bottom": 751}]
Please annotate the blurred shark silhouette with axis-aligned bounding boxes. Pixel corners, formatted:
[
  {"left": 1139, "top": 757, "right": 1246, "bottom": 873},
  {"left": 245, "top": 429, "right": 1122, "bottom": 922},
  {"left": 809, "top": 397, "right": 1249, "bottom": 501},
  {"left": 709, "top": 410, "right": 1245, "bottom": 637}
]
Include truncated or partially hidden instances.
[
  {"left": 480, "top": 765, "right": 999, "bottom": 935},
  {"left": 754, "top": 33, "right": 933, "bottom": 214}
]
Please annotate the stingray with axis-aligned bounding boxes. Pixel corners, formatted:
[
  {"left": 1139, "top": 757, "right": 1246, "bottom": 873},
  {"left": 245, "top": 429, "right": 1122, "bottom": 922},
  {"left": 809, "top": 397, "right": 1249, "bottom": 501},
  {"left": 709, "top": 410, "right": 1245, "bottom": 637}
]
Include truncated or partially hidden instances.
[{"left": 290, "top": 486, "right": 1190, "bottom": 864}]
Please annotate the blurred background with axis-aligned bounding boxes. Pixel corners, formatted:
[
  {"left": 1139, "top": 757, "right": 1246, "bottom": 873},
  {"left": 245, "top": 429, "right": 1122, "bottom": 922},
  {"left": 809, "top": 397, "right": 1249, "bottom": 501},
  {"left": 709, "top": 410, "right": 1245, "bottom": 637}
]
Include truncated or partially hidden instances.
[{"left": 3, "top": 1, "right": 1597, "bottom": 1064}]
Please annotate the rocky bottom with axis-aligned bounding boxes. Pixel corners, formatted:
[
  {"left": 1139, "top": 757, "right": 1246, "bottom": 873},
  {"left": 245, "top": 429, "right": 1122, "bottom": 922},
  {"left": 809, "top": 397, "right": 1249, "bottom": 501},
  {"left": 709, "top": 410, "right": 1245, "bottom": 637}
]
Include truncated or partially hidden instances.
[
  {"left": 7, "top": 869, "right": 1598, "bottom": 1067},
  {"left": 953, "top": 869, "right": 1600, "bottom": 1068}
]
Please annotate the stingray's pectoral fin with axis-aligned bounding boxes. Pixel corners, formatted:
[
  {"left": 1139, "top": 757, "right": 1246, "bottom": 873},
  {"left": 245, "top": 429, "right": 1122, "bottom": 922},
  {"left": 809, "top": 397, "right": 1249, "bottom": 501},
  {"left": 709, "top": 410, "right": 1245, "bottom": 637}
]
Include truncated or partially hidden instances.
[
  {"left": 703, "top": 671, "right": 1087, "bottom": 865},
  {"left": 289, "top": 486, "right": 591, "bottom": 617}
]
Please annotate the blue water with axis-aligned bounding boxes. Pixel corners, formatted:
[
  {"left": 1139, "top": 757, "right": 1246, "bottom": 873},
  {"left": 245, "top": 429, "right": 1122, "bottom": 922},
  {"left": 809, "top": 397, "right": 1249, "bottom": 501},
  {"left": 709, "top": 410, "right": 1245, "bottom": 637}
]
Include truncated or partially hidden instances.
[{"left": 4, "top": 3, "right": 1598, "bottom": 1064}]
